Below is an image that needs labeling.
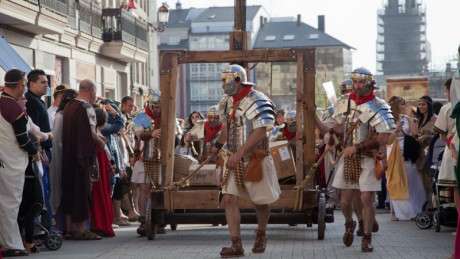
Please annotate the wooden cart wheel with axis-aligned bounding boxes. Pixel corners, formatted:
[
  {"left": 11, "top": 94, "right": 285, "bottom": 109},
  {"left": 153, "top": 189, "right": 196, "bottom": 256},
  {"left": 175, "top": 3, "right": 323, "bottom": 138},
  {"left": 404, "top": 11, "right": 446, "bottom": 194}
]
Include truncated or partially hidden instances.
[
  {"left": 145, "top": 199, "right": 156, "bottom": 240},
  {"left": 170, "top": 224, "right": 177, "bottom": 231},
  {"left": 317, "top": 193, "right": 326, "bottom": 240}
]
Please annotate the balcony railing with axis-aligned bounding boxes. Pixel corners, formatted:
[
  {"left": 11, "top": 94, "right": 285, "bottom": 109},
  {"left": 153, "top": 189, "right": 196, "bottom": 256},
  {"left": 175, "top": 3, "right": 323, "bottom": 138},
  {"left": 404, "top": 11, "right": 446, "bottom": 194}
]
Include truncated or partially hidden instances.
[
  {"left": 66, "top": 1, "right": 77, "bottom": 29},
  {"left": 78, "top": 1, "right": 91, "bottom": 35},
  {"left": 91, "top": 2, "right": 102, "bottom": 39},
  {"left": 136, "top": 19, "right": 148, "bottom": 50},
  {"left": 39, "top": 0, "right": 67, "bottom": 16},
  {"left": 102, "top": 8, "right": 148, "bottom": 49}
]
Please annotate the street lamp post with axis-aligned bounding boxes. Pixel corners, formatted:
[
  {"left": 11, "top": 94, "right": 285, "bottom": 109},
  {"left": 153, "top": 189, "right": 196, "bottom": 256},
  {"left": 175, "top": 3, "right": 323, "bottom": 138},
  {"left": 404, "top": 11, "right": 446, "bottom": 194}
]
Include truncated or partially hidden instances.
[{"left": 148, "top": 2, "right": 169, "bottom": 32}]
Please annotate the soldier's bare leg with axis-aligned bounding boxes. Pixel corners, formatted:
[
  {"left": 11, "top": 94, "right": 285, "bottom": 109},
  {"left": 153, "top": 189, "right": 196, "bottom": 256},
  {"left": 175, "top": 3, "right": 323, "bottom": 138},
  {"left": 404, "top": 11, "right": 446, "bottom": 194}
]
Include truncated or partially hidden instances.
[
  {"left": 220, "top": 194, "right": 244, "bottom": 257},
  {"left": 361, "top": 191, "right": 375, "bottom": 252},
  {"left": 341, "top": 189, "right": 356, "bottom": 247},
  {"left": 253, "top": 204, "right": 270, "bottom": 253},
  {"left": 136, "top": 183, "right": 150, "bottom": 236},
  {"left": 353, "top": 190, "right": 364, "bottom": 236}
]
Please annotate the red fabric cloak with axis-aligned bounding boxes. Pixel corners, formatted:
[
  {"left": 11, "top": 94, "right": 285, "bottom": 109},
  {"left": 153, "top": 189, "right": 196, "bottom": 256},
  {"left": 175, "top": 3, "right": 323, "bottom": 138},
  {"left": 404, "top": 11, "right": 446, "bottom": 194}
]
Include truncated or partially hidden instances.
[{"left": 89, "top": 146, "right": 115, "bottom": 237}]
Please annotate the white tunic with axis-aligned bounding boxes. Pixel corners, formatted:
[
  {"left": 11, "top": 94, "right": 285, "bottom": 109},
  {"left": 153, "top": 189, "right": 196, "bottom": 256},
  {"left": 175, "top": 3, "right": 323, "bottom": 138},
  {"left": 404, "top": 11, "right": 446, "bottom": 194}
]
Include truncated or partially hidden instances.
[
  {"left": 0, "top": 97, "right": 29, "bottom": 250},
  {"left": 434, "top": 102, "right": 457, "bottom": 186}
]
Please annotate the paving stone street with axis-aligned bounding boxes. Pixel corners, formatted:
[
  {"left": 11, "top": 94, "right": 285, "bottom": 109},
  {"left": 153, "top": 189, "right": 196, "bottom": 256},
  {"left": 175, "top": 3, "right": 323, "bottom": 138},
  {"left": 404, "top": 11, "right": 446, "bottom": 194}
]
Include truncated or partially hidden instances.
[{"left": 32, "top": 209, "right": 454, "bottom": 259}]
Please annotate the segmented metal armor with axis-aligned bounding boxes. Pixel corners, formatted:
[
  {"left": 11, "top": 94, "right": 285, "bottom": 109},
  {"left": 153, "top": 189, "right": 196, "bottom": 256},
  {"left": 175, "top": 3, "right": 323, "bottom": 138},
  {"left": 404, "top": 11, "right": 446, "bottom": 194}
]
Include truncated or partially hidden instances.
[
  {"left": 216, "top": 90, "right": 276, "bottom": 190},
  {"left": 133, "top": 91, "right": 161, "bottom": 187}
]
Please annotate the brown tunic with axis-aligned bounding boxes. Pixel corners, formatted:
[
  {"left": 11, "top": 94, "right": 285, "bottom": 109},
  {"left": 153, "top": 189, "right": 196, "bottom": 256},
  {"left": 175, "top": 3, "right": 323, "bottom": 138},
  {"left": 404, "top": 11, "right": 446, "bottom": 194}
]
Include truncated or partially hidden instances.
[{"left": 61, "top": 99, "right": 95, "bottom": 222}]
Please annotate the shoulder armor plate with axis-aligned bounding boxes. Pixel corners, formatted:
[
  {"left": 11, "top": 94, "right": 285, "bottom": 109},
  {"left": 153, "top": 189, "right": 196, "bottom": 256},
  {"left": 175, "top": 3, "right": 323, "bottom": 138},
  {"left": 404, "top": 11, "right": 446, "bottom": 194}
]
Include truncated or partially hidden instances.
[
  {"left": 358, "top": 97, "right": 396, "bottom": 132},
  {"left": 241, "top": 91, "right": 276, "bottom": 119}
]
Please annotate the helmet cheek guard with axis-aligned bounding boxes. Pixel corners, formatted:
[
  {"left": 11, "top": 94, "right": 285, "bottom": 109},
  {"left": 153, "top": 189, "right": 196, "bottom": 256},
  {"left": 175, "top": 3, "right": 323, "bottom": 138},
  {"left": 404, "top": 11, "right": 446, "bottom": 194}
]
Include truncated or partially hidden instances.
[
  {"left": 221, "top": 64, "right": 254, "bottom": 95},
  {"left": 350, "top": 67, "right": 375, "bottom": 97}
]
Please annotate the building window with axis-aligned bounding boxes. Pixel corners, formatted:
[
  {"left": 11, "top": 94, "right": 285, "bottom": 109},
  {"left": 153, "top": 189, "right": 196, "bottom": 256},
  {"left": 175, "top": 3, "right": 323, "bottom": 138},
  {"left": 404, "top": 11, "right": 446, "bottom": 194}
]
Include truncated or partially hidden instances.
[
  {"left": 283, "top": 35, "right": 295, "bottom": 41},
  {"left": 264, "top": 35, "right": 276, "bottom": 41},
  {"left": 168, "top": 35, "right": 180, "bottom": 45},
  {"left": 308, "top": 34, "right": 319, "bottom": 40}
]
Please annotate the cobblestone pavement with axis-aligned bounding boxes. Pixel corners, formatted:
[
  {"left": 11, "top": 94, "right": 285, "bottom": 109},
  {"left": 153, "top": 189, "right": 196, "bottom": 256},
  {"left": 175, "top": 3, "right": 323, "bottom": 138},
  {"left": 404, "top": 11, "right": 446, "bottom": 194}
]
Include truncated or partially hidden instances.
[{"left": 32, "top": 209, "right": 454, "bottom": 259}]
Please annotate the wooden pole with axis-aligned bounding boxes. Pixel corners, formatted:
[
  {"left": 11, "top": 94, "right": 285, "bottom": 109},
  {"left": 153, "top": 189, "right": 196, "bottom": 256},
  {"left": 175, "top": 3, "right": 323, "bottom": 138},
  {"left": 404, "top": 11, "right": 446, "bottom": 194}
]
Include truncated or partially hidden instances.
[
  {"left": 159, "top": 52, "right": 179, "bottom": 187},
  {"left": 303, "top": 50, "right": 316, "bottom": 188},
  {"left": 234, "top": 0, "right": 246, "bottom": 31},
  {"left": 295, "top": 53, "right": 304, "bottom": 185},
  {"left": 230, "top": 0, "right": 249, "bottom": 72}
]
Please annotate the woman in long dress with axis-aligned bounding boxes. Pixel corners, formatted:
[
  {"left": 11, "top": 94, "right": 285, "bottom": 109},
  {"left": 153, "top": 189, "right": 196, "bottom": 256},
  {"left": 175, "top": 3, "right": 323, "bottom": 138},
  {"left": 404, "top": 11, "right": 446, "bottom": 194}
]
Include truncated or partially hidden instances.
[
  {"left": 387, "top": 96, "right": 427, "bottom": 220},
  {"left": 89, "top": 106, "right": 115, "bottom": 237}
]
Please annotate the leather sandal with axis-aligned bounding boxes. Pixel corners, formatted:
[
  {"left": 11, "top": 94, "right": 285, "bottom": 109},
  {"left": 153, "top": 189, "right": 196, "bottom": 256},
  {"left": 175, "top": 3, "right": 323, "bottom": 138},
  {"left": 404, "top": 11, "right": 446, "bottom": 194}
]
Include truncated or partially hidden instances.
[
  {"left": 252, "top": 230, "right": 267, "bottom": 253},
  {"left": 25, "top": 243, "right": 40, "bottom": 254},
  {"left": 63, "top": 230, "right": 76, "bottom": 240},
  {"left": 372, "top": 220, "right": 379, "bottom": 233},
  {"left": 74, "top": 230, "right": 101, "bottom": 240},
  {"left": 156, "top": 224, "right": 166, "bottom": 234},
  {"left": 137, "top": 223, "right": 146, "bottom": 237},
  {"left": 361, "top": 234, "right": 373, "bottom": 252},
  {"left": 343, "top": 220, "right": 356, "bottom": 247},
  {"left": 356, "top": 220, "right": 364, "bottom": 236},
  {"left": 220, "top": 237, "right": 244, "bottom": 258}
]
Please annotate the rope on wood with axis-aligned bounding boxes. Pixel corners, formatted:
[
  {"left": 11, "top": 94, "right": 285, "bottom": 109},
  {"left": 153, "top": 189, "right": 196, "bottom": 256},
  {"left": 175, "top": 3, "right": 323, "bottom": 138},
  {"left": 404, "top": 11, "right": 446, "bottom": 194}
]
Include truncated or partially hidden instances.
[{"left": 292, "top": 131, "right": 345, "bottom": 212}]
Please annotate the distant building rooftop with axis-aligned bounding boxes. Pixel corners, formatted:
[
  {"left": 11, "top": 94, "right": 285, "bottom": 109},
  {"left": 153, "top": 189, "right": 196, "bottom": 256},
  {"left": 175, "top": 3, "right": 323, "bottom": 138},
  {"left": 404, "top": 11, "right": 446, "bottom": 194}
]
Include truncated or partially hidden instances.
[
  {"left": 253, "top": 18, "right": 353, "bottom": 49},
  {"left": 192, "top": 6, "right": 262, "bottom": 22}
]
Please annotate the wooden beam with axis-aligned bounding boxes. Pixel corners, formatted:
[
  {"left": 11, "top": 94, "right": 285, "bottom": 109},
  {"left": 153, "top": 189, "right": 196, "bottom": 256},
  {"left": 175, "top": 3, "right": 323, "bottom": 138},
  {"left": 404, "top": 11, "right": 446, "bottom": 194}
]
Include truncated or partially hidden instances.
[
  {"left": 302, "top": 49, "right": 316, "bottom": 188},
  {"left": 295, "top": 53, "right": 304, "bottom": 185},
  {"left": 168, "top": 189, "right": 317, "bottom": 210},
  {"left": 234, "top": 0, "right": 246, "bottom": 31},
  {"left": 171, "top": 190, "right": 221, "bottom": 209},
  {"left": 167, "top": 55, "right": 178, "bottom": 187},
  {"left": 182, "top": 49, "right": 299, "bottom": 64},
  {"left": 229, "top": 31, "right": 250, "bottom": 69}
]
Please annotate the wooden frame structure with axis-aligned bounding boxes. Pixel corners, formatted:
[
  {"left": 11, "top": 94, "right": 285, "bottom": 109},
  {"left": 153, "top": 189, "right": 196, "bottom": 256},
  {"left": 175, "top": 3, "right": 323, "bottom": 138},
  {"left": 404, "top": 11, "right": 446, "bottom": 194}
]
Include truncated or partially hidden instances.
[
  {"left": 159, "top": 48, "right": 316, "bottom": 187},
  {"left": 145, "top": 47, "right": 328, "bottom": 240}
]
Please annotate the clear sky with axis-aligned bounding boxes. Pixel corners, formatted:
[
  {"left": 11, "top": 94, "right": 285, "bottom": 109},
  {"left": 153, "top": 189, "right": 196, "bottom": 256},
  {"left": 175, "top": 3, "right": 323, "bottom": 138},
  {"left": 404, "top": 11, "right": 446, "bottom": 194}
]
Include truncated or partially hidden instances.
[{"left": 163, "top": 0, "right": 460, "bottom": 74}]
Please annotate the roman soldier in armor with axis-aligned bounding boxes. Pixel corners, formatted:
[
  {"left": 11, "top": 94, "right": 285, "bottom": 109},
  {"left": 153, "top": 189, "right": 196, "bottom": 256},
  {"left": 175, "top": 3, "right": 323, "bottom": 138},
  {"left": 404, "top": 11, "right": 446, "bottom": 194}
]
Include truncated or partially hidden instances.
[
  {"left": 211, "top": 64, "right": 281, "bottom": 258},
  {"left": 273, "top": 110, "right": 297, "bottom": 156},
  {"left": 315, "top": 68, "right": 395, "bottom": 252},
  {"left": 132, "top": 91, "right": 165, "bottom": 235},
  {"left": 189, "top": 105, "right": 224, "bottom": 164}
]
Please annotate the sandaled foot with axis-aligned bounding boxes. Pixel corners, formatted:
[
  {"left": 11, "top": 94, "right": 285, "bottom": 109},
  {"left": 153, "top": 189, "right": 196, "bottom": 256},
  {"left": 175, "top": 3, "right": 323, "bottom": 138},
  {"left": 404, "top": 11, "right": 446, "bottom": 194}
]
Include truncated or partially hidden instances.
[
  {"left": 63, "top": 230, "right": 76, "bottom": 240},
  {"left": 137, "top": 224, "right": 146, "bottom": 236},
  {"left": 343, "top": 220, "right": 356, "bottom": 247},
  {"left": 74, "top": 230, "right": 101, "bottom": 240},
  {"left": 372, "top": 220, "right": 379, "bottom": 233},
  {"left": 156, "top": 225, "right": 166, "bottom": 234},
  {"left": 356, "top": 220, "right": 364, "bottom": 236},
  {"left": 361, "top": 234, "right": 374, "bottom": 252},
  {"left": 252, "top": 230, "right": 267, "bottom": 253},
  {"left": 114, "top": 218, "right": 131, "bottom": 227},
  {"left": 220, "top": 237, "right": 244, "bottom": 258},
  {"left": 128, "top": 214, "right": 140, "bottom": 222},
  {"left": 24, "top": 243, "right": 40, "bottom": 254},
  {"left": 1, "top": 249, "right": 29, "bottom": 257}
]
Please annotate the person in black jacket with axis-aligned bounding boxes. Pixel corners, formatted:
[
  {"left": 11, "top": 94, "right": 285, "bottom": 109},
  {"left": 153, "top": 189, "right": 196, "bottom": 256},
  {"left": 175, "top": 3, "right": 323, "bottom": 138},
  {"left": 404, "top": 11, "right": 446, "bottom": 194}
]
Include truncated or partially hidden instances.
[{"left": 25, "top": 69, "right": 53, "bottom": 216}]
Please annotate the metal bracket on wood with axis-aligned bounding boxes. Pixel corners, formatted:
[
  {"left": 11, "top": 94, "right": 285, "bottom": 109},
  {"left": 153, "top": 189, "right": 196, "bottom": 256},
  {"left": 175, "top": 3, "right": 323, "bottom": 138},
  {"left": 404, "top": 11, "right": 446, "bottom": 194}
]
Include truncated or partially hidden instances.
[
  {"left": 160, "top": 50, "right": 184, "bottom": 74},
  {"left": 295, "top": 49, "right": 316, "bottom": 72}
]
